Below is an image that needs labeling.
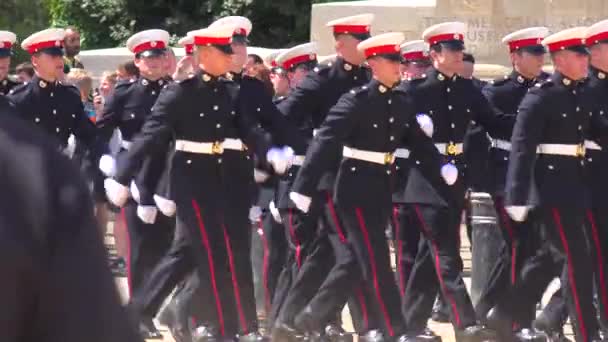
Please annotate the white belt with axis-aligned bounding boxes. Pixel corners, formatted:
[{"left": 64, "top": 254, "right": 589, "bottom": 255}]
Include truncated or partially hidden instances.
[
  {"left": 394, "top": 148, "right": 410, "bottom": 159},
  {"left": 121, "top": 140, "right": 132, "bottom": 150},
  {"left": 536, "top": 143, "right": 585, "bottom": 157},
  {"left": 343, "top": 146, "right": 395, "bottom": 165},
  {"left": 491, "top": 139, "right": 512, "bottom": 152},
  {"left": 222, "top": 138, "right": 246, "bottom": 151},
  {"left": 174, "top": 139, "right": 246, "bottom": 154},
  {"left": 435, "top": 143, "right": 464, "bottom": 156},
  {"left": 585, "top": 140, "right": 602, "bottom": 151},
  {"left": 292, "top": 155, "right": 306, "bottom": 166}
]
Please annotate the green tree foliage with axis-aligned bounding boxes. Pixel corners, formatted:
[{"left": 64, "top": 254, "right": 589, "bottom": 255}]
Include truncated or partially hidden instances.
[{"left": 0, "top": 0, "right": 50, "bottom": 65}]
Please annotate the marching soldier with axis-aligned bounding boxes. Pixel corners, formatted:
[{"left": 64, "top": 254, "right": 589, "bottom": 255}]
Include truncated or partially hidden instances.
[
  {"left": 581, "top": 19, "right": 608, "bottom": 336},
  {"left": 0, "top": 95, "right": 142, "bottom": 342},
  {"left": 288, "top": 32, "right": 455, "bottom": 342},
  {"left": 272, "top": 14, "right": 375, "bottom": 341},
  {"left": 8, "top": 28, "right": 103, "bottom": 164},
  {"left": 495, "top": 27, "right": 607, "bottom": 342},
  {"left": 96, "top": 29, "right": 175, "bottom": 339},
  {"left": 174, "top": 34, "right": 196, "bottom": 80},
  {"left": 105, "top": 24, "right": 289, "bottom": 342},
  {"left": 397, "top": 22, "right": 508, "bottom": 342},
  {"left": 0, "top": 31, "right": 19, "bottom": 95},
  {"left": 475, "top": 27, "right": 550, "bottom": 331},
  {"left": 391, "top": 39, "right": 443, "bottom": 340}
]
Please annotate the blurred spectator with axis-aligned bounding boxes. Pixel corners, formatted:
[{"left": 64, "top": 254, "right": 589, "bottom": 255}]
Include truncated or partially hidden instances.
[
  {"left": 245, "top": 53, "right": 264, "bottom": 77},
  {"left": 66, "top": 68, "right": 95, "bottom": 122},
  {"left": 270, "top": 67, "right": 290, "bottom": 98},
  {"left": 15, "top": 62, "right": 35, "bottom": 82},
  {"left": 63, "top": 26, "right": 84, "bottom": 75},
  {"left": 164, "top": 48, "right": 177, "bottom": 79},
  {"left": 94, "top": 71, "right": 118, "bottom": 119},
  {"left": 116, "top": 61, "right": 139, "bottom": 80},
  {"left": 462, "top": 52, "right": 486, "bottom": 89}
]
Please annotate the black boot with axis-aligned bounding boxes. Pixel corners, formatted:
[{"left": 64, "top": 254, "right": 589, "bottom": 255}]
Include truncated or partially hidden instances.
[
  {"left": 239, "top": 331, "right": 268, "bottom": 342},
  {"left": 533, "top": 313, "right": 570, "bottom": 342},
  {"left": 515, "top": 328, "right": 548, "bottom": 342},
  {"left": 454, "top": 325, "right": 497, "bottom": 342},
  {"left": 192, "top": 325, "right": 222, "bottom": 342},
  {"left": 486, "top": 306, "right": 515, "bottom": 341},
  {"left": 324, "top": 324, "right": 353, "bottom": 342},
  {"left": 359, "top": 330, "right": 386, "bottom": 342},
  {"left": 138, "top": 315, "right": 164, "bottom": 339},
  {"left": 271, "top": 323, "right": 307, "bottom": 342},
  {"left": 431, "top": 296, "right": 450, "bottom": 323}
]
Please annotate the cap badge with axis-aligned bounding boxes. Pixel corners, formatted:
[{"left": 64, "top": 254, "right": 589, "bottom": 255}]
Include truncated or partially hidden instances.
[
  {"left": 151, "top": 41, "right": 157, "bottom": 47},
  {"left": 55, "top": 40, "right": 61, "bottom": 47}
]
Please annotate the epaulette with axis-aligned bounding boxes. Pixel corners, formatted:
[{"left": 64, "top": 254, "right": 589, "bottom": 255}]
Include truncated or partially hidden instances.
[
  {"left": 490, "top": 75, "right": 509, "bottom": 86},
  {"left": 312, "top": 62, "right": 332, "bottom": 75},
  {"left": 115, "top": 78, "right": 137, "bottom": 89},
  {"left": 7, "top": 82, "right": 29, "bottom": 95},
  {"left": 349, "top": 84, "right": 369, "bottom": 97},
  {"left": 62, "top": 82, "right": 81, "bottom": 96},
  {"left": 534, "top": 80, "right": 553, "bottom": 88}
]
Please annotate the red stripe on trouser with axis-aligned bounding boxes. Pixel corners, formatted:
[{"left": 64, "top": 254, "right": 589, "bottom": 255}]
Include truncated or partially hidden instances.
[
  {"left": 257, "top": 219, "right": 272, "bottom": 316},
  {"left": 222, "top": 224, "right": 249, "bottom": 334},
  {"left": 552, "top": 208, "right": 588, "bottom": 342},
  {"left": 121, "top": 208, "right": 133, "bottom": 298},
  {"left": 355, "top": 287, "right": 370, "bottom": 331},
  {"left": 497, "top": 203, "right": 518, "bottom": 284},
  {"left": 326, "top": 192, "right": 347, "bottom": 243},
  {"left": 393, "top": 205, "right": 406, "bottom": 297},
  {"left": 328, "top": 194, "right": 370, "bottom": 326},
  {"left": 354, "top": 207, "right": 395, "bottom": 336},
  {"left": 587, "top": 210, "right": 608, "bottom": 321},
  {"left": 413, "top": 205, "right": 462, "bottom": 328},
  {"left": 191, "top": 199, "right": 225, "bottom": 336},
  {"left": 287, "top": 209, "right": 301, "bottom": 268}
]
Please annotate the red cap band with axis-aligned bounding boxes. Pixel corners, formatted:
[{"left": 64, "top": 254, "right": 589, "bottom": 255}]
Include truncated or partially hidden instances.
[
  {"left": 235, "top": 28, "right": 248, "bottom": 36},
  {"left": 185, "top": 44, "right": 194, "bottom": 55},
  {"left": 587, "top": 31, "right": 608, "bottom": 46},
  {"left": 508, "top": 37, "right": 543, "bottom": 52},
  {"left": 364, "top": 44, "right": 400, "bottom": 58},
  {"left": 282, "top": 54, "right": 316, "bottom": 70},
  {"left": 427, "top": 33, "right": 464, "bottom": 45},
  {"left": 333, "top": 25, "right": 370, "bottom": 35},
  {"left": 546, "top": 38, "right": 585, "bottom": 52},
  {"left": 27, "top": 40, "right": 63, "bottom": 54},
  {"left": 194, "top": 36, "right": 232, "bottom": 46},
  {"left": 133, "top": 41, "right": 166, "bottom": 54},
  {"left": 402, "top": 51, "right": 427, "bottom": 60},
  {"left": 1, "top": 42, "right": 13, "bottom": 49}
]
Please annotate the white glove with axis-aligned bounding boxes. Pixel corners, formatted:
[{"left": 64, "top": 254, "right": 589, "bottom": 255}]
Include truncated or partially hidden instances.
[
  {"left": 416, "top": 113, "right": 434, "bottom": 138},
  {"left": 154, "top": 194, "right": 177, "bottom": 217},
  {"left": 441, "top": 163, "right": 458, "bottom": 185},
  {"left": 99, "top": 154, "right": 116, "bottom": 177},
  {"left": 269, "top": 200, "right": 282, "bottom": 224},
  {"left": 137, "top": 205, "right": 158, "bottom": 224},
  {"left": 289, "top": 192, "right": 311, "bottom": 213},
  {"left": 104, "top": 178, "right": 130, "bottom": 207},
  {"left": 267, "top": 146, "right": 294, "bottom": 175},
  {"left": 249, "top": 206, "right": 263, "bottom": 223},
  {"left": 506, "top": 206, "right": 530, "bottom": 222},
  {"left": 130, "top": 181, "right": 140, "bottom": 204},
  {"left": 254, "top": 168, "right": 270, "bottom": 183}
]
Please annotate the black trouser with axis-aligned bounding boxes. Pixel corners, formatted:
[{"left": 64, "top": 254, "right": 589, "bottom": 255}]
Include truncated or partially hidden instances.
[
  {"left": 474, "top": 196, "right": 538, "bottom": 326},
  {"left": 273, "top": 191, "right": 374, "bottom": 334},
  {"left": 499, "top": 207, "right": 597, "bottom": 342},
  {"left": 337, "top": 203, "right": 405, "bottom": 337},
  {"left": 586, "top": 207, "right": 608, "bottom": 329},
  {"left": 401, "top": 204, "right": 477, "bottom": 333},
  {"left": 258, "top": 210, "right": 288, "bottom": 317},
  {"left": 391, "top": 204, "right": 422, "bottom": 298},
  {"left": 121, "top": 200, "right": 174, "bottom": 299},
  {"left": 133, "top": 198, "right": 255, "bottom": 337}
]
